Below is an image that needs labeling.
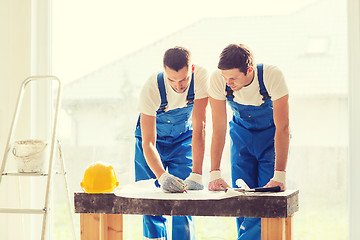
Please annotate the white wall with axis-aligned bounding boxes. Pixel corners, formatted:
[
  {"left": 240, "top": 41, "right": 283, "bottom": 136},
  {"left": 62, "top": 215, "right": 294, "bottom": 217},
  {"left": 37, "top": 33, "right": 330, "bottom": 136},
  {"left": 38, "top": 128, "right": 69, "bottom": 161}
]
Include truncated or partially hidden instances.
[
  {"left": 0, "top": 1, "right": 32, "bottom": 151},
  {"left": 0, "top": 1, "right": 32, "bottom": 239},
  {"left": 348, "top": 0, "right": 360, "bottom": 239}
]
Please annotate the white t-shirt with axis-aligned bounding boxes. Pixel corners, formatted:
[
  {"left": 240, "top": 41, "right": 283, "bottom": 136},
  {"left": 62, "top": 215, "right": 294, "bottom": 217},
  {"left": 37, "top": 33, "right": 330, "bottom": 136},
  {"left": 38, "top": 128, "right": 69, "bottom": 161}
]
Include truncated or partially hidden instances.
[
  {"left": 138, "top": 65, "right": 209, "bottom": 116},
  {"left": 209, "top": 64, "right": 288, "bottom": 106}
]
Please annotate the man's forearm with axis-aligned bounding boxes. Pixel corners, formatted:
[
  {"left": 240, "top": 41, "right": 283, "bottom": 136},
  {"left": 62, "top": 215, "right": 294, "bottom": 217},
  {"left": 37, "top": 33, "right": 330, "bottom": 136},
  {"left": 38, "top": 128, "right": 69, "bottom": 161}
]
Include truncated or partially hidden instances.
[
  {"left": 142, "top": 142, "right": 165, "bottom": 179},
  {"left": 210, "top": 131, "right": 226, "bottom": 170},
  {"left": 192, "top": 128, "right": 206, "bottom": 174},
  {"left": 191, "top": 97, "right": 208, "bottom": 175},
  {"left": 274, "top": 127, "right": 290, "bottom": 171},
  {"left": 209, "top": 97, "right": 227, "bottom": 171}
]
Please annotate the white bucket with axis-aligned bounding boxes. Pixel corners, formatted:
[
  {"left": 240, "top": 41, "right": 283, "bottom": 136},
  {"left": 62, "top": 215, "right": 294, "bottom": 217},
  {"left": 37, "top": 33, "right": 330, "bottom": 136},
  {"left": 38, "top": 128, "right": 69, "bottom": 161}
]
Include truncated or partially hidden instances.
[{"left": 12, "top": 139, "right": 49, "bottom": 173}]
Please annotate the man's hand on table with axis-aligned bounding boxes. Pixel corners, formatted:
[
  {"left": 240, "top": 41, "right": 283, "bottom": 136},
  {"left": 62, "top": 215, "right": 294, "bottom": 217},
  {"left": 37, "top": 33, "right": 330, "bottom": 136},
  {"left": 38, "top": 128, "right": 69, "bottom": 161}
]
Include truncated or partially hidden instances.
[
  {"left": 208, "top": 170, "right": 231, "bottom": 191},
  {"left": 158, "top": 172, "right": 186, "bottom": 193},
  {"left": 265, "top": 170, "right": 286, "bottom": 191},
  {"left": 184, "top": 172, "right": 204, "bottom": 190}
]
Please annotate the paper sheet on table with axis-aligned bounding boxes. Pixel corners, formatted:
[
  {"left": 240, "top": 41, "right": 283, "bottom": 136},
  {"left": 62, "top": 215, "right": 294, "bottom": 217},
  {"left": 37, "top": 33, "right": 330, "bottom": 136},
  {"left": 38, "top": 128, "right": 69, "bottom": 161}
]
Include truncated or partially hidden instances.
[{"left": 114, "top": 179, "right": 245, "bottom": 200}]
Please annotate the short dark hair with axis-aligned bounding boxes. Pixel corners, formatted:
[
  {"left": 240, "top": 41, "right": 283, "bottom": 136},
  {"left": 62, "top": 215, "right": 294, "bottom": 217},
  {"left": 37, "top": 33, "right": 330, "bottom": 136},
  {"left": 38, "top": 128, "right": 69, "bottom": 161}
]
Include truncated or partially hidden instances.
[
  {"left": 218, "top": 44, "right": 254, "bottom": 74},
  {"left": 163, "top": 46, "right": 191, "bottom": 71}
]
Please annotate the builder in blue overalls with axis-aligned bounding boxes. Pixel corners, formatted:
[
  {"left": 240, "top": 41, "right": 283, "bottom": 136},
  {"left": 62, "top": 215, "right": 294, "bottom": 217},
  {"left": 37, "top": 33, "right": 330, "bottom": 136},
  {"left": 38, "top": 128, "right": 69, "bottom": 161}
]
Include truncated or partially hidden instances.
[
  {"left": 134, "top": 46, "right": 209, "bottom": 240},
  {"left": 208, "top": 44, "right": 290, "bottom": 240}
]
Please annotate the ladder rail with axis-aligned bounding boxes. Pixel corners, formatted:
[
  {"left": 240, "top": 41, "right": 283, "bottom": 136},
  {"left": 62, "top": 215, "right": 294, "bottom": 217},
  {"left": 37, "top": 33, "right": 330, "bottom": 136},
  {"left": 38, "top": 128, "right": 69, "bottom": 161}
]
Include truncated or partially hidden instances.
[
  {"left": 40, "top": 76, "right": 62, "bottom": 240},
  {"left": 58, "top": 140, "right": 77, "bottom": 240}
]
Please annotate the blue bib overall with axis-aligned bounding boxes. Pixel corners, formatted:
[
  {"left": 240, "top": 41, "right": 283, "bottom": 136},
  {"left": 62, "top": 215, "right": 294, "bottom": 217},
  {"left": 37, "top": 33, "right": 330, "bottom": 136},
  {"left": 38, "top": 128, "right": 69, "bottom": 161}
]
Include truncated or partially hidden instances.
[
  {"left": 134, "top": 72, "right": 195, "bottom": 240},
  {"left": 226, "top": 64, "right": 275, "bottom": 240}
]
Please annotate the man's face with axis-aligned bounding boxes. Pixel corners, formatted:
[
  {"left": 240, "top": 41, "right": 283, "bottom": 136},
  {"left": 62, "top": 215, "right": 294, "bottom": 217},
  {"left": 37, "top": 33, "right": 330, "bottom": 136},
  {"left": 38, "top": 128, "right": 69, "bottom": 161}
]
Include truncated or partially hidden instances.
[
  {"left": 221, "top": 67, "right": 254, "bottom": 92},
  {"left": 165, "top": 66, "right": 191, "bottom": 93}
]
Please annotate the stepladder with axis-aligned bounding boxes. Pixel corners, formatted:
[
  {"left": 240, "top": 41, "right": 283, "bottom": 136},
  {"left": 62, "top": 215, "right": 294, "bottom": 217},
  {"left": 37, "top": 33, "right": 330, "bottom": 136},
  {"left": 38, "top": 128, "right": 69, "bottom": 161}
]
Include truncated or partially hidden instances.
[{"left": 0, "top": 76, "right": 76, "bottom": 240}]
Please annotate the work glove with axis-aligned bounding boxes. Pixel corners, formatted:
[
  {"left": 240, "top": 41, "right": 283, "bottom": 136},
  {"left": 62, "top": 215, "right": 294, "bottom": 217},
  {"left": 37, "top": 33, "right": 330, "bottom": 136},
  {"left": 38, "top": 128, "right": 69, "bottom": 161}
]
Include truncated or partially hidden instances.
[
  {"left": 184, "top": 172, "right": 204, "bottom": 190},
  {"left": 265, "top": 170, "right": 286, "bottom": 191},
  {"left": 208, "top": 170, "right": 230, "bottom": 191},
  {"left": 158, "top": 172, "right": 186, "bottom": 193}
]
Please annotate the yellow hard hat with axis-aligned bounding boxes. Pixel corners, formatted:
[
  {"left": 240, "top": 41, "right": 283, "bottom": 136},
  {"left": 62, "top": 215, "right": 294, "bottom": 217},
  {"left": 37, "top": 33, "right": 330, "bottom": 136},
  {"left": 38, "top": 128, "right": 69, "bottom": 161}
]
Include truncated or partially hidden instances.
[{"left": 80, "top": 162, "right": 119, "bottom": 193}]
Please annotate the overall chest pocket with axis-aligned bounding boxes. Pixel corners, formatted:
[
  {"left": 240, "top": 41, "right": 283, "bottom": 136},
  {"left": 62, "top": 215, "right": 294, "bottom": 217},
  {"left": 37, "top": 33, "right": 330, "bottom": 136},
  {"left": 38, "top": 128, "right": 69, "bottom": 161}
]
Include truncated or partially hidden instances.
[
  {"left": 235, "top": 108, "right": 273, "bottom": 130},
  {"left": 156, "top": 110, "right": 192, "bottom": 138}
]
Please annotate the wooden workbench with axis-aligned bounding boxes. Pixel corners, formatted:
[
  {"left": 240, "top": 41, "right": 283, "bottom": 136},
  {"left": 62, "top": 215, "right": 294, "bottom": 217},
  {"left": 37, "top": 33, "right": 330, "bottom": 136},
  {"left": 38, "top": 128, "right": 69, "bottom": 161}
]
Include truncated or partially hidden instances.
[{"left": 74, "top": 186, "right": 299, "bottom": 240}]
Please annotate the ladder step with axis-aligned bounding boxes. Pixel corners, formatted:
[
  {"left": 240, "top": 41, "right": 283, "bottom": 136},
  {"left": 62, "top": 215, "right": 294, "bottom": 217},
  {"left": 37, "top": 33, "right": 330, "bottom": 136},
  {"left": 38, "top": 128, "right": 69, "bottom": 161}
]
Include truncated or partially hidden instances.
[
  {"left": 2, "top": 172, "right": 48, "bottom": 176},
  {"left": 2, "top": 171, "right": 64, "bottom": 176},
  {"left": 0, "top": 208, "right": 46, "bottom": 214}
]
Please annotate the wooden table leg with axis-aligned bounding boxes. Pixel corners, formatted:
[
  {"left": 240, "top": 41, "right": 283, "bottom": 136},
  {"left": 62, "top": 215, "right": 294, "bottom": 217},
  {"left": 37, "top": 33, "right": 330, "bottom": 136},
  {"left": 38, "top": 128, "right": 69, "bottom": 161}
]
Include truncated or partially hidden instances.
[
  {"left": 81, "top": 213, "right": 100, "bottom": 240},
  {"left": 261, "top": 216, "right": 292, "bottom": 240},
  {"left": 285, "top": 216, "right": 292, "bottom": 240},
  {"left": 80, "top": 213, "right": 123, "bottom": 240},
  {"left": 100, "top": 214, "right": 123, "bottom": 240}
]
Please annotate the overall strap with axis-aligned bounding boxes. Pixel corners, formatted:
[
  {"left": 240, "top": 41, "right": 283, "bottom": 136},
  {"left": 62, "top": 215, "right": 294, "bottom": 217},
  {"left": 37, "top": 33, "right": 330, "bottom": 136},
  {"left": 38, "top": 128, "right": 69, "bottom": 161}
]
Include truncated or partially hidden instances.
[
  {"left": 156, "top": 72, "right": 168, "bottom": 114},
  {"left": 257, "top": 63, "right": 271, "bottom": 100},
  {"left": 186, "top": 71, "right": 195, "bottom": 106},
  {"left": 225, "top": 85, "right": 234, "bottom": 101}
]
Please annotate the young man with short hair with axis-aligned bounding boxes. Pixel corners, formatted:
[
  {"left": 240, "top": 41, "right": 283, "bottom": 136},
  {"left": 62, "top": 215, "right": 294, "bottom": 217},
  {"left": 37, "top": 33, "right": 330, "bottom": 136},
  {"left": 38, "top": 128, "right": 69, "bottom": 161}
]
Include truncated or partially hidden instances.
[
  {"left": 134, "top": 46, "right": 209, "bottom": 240},
  {"left": 208, "top": 44, "right": 290, "bottom": 239}
]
